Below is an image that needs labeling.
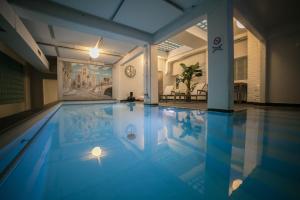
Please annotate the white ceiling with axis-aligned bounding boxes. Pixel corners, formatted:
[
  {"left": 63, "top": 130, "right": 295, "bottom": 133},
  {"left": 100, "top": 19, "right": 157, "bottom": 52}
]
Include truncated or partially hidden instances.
[
  {"left": 170, "top": 0, "right": 205, "bottom": 9},
  {"left": 47, "top": 0, "right": 205, "bottom": 34},
  {"left": 57, "top": 48, "right": 120, "bottom": 63},
  {"left": 50, "top": 0, "right": 123, "bottom": 20},
  {"left": 12, "top": 0, "right": 207, "bottom": 64},
  {"left": 53, "top": 26, "right": 99, "bottom": 47},
  {"left": 113, "top": 0, "right": 182, "bottom": 33},
  {"left": 21, "top": 18, "right": 53, "bottom": 43},
  {"left": 39, "top": 45, "right": 57, "bottom": 57},
  {"left": 169, "top": 31, "right": 206, "bottom": 49},
  {"left": 21, "top": 17, "right": 136, "bottom": 64}
]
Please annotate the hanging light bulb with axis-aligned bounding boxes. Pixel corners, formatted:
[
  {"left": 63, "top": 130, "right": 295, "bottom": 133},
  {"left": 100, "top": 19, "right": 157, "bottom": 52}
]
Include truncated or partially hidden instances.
[
  {"left": 89, "top": 37, "right": 101, "bottom": 58},
  {"left": 89, "top": 47, "right": 100, "bottom": 58}
]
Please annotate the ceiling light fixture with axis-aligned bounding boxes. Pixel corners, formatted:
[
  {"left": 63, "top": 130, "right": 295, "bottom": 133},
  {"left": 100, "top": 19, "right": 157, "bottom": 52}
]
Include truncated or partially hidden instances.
[
  {"left": 89, "top": 37, "right": 102, "bottom": 59},
  {"left": 89, "top": 47, "right": 100, "bottom": 59},
  {"left": 236, "top": 20, "right": 245, "bottom": 29}
]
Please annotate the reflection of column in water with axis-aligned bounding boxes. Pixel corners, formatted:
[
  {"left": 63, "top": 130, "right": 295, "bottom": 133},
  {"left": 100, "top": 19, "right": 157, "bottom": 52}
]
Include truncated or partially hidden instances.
[
  {"left": 243, "top": 109, "right": 263, "bottom": 177},
  {"left": 204, "top": 112, "right": 233, "bottom": 200},
  {"left": 143, "top": 106, "right": 160, "bottom": 158}
]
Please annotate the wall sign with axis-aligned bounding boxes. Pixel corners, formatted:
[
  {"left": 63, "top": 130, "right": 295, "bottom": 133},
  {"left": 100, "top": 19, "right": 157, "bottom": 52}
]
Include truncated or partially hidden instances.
[{"left": 212, "top": 36, "right": 223, "bottom": 53}]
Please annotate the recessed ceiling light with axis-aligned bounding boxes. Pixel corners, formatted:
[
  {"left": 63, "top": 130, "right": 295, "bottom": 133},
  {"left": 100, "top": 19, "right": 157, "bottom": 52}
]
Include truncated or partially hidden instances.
[{"left": 236, "top": 20, "right": 245, "bottom": 29}]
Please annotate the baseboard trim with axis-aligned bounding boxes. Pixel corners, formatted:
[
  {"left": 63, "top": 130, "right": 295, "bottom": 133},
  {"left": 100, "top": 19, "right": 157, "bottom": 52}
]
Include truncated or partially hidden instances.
[
  {"left": 144, "top": 103, "right": 159, "bottom": 106},
  {"left": 246, "top": 102, "right": 300, "bottom": 107},
  {"left": 207, "top": 108, "right": 234, "bottom": 113}
]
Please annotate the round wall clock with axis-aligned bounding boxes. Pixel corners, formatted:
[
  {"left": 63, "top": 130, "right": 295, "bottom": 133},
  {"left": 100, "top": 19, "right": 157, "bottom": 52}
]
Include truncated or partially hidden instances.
[{"left": 125, "top": 65, "right": 136, "bottom": 78}]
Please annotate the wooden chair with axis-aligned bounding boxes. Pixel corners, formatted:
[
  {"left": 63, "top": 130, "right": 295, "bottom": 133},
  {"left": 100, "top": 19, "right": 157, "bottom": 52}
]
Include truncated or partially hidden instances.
[
  {"left": 191, "top": 83, "right": 208, "bottom": 101},
  {"left": 160, "top": 85, "right": 175, "bottom": 102}
]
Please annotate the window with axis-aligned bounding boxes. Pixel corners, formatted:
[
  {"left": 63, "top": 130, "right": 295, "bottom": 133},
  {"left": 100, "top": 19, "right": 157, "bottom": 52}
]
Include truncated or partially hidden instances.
[
  {"left": 234, "top": 57, "right": 247, "bottom": 81},
  {"left": 0, "top": 52, "right": 24, "bottom": 104}
]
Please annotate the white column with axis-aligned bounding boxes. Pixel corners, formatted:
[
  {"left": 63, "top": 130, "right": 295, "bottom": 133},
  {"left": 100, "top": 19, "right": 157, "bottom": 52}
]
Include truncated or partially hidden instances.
[
  {"left": 207, "top": 0, "right": 234, "bottom": 111},
  {"left": 144, "top": 44, "right": 158, "bottom": 104}
]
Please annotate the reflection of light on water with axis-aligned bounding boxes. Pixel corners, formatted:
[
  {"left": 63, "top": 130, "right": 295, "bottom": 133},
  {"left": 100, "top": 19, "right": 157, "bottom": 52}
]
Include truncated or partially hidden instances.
[
  {"left": 229, "top": 179, "right": 243, "bottom": 195},
  {"left": 232, "top": 179, "right": 243, "bottom": 191},
  {"left": 90, "top": 146, "right": 104, "bottom": 165},
  {"left": 91, "top": 147, "right": 102, "bottom": 157}
]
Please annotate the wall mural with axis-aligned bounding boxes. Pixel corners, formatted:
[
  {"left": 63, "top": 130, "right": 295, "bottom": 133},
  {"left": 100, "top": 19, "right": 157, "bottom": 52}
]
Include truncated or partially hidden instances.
[{"left": 62, "top": 61, "right": 112, "bottom": 100}]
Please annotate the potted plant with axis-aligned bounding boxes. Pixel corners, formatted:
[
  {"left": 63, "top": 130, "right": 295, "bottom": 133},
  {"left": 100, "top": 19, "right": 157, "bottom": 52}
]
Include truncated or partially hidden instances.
[{"left": 176, "top": 62, "right": 203, "bottom": 101}]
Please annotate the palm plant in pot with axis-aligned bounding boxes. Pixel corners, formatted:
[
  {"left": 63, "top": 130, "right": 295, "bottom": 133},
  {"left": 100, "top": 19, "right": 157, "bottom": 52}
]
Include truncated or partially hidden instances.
[{"left": 176, "top": 62, "right": 203, "bottom": 101}]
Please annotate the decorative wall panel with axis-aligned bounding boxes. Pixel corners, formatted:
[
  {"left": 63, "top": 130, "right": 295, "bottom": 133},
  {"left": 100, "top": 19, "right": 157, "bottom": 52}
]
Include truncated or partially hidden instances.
[{"left": 62, "top": 61, "right": 112, "bottom": 100}]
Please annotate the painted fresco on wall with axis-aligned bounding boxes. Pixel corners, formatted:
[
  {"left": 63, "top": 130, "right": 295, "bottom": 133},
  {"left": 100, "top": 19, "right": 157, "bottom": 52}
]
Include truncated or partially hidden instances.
[{"left": 62, "top": 62, "right": 112, "bottom": 100}]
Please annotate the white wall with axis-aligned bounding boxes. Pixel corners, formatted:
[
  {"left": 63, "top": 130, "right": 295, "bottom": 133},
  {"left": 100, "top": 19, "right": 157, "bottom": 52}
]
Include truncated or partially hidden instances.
[
  {"left": 173, "top": 52, "right": 206, "bottom": 75},
  {"left": 267, "top": 30, "right": 300, "bottom": 104},
  {"left": 43, "top": 79, "right": 58, "bottom": 105},
  {"left": 234, "top": 39, "right": 247, "bottom": 58},
  {"left": 247, "top": 31, "right": 265, "bottom": 103},
  {"left": 113, "top": 54, "right": 144, "bottom": 100},
  {"left": 157, "top": 56, "right": 166, "bottom": 72},
  {"left": 172, "top": 51, "right": 207, "bottom": 89}
]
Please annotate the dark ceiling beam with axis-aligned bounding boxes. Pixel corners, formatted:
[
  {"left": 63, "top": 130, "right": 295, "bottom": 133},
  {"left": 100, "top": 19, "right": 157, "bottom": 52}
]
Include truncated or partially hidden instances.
[
  {"left": 163, "top": 0, "right": 184, "bottom": 12},
  {"left": 54, "top": 46, "right": 60, "bottom": 57},
  {"left": 110, "top": 0, "right": 125, "bottom": 20},
  {"left": 47, "top": 25, "right": 60, "bottom": 56},
  {"left": 48, "top": 25, "right": 55, "bottom": 39},
  {"left": 37, "top": 42, "right": 123, "bottom": 58}
]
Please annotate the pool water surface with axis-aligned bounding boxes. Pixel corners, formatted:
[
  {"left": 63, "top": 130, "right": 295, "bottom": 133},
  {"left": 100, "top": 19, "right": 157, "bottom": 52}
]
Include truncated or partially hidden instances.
[{"left": 0, "top": 103, "right": 300, "bottom": 200}]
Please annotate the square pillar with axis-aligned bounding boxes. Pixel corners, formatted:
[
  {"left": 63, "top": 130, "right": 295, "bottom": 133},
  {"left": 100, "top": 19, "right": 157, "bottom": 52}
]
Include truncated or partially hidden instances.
[
  {"left": 144, "top": 44, "right": 158, "bottom": 105},
  {"left": 207, "top": 0, "right": 234, "bottom": 111}
]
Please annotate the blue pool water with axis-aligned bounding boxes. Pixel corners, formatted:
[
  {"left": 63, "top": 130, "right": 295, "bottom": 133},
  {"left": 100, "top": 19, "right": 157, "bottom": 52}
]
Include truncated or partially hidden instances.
[{"left": 0, "top": 103, "right": 300, "bottom": 200}]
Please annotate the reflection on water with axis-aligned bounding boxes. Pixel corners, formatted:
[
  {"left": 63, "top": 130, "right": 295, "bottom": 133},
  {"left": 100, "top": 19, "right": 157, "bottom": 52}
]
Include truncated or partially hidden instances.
[{"left": 1, "top": 104, "right": 300, "bottom": 200}]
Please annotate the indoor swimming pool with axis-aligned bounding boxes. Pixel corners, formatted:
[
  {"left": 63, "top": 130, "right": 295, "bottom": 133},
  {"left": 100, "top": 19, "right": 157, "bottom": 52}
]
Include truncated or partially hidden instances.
[{"left": 0, "top": 103, "right": 299, "bottom": 200}]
